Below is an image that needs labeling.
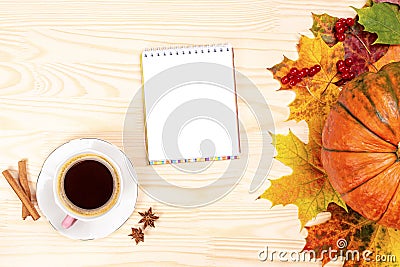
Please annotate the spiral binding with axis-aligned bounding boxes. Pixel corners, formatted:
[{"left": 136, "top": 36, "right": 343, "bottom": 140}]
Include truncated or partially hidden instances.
[{"left": 142, "top": 43, "right": 231, "bottom": 58}]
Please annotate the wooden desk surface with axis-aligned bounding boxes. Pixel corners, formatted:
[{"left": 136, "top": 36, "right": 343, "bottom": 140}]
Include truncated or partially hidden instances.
[{"left": 0, "top": 0, "right": 364, "bottom": 266}]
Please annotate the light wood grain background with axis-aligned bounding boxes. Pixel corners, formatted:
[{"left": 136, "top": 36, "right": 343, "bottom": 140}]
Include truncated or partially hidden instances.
[{"left": 0, "top": 0, "right": 364, "bottom": 266}]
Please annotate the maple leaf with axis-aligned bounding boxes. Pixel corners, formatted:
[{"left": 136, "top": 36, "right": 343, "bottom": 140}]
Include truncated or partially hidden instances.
[
  {"left": 305, "top": 203, "right": 400, "bottom": 266},
  {"left": 309, "top": 12, "right": 389, "bottom": 77},
  {"left": 344, "top": 22, "right": 389, "bottom": 76},
  {"left": 263, "top": 35, "right": 346, "bottom": 227},
  {"left": 260, "top": 128, "right": 346, "bottom": 227},
  {"left": 310, "top": 13, "right": 339, "bottom": 47},
  {"left": 268, "top": 35, "right": 344, "bottom": 123},
  {"left": 355, "top": 2, "right": 400, "bottom": 45},
  {"left": 369, "top": 45, "right": 400, "bottom": 71}
]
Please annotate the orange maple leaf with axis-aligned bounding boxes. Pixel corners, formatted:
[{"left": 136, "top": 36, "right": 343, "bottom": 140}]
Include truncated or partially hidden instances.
[{"left": 305, "top": 203, "right": 400, "bottom": 266}]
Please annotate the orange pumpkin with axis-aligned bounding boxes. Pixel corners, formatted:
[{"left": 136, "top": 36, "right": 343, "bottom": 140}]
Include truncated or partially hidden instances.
[{"left": 322, "top": 62, "right": 400, "bottom": 229}]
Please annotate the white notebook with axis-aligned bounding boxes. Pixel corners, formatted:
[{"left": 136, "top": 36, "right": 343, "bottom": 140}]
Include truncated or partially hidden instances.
[{"left": 141, "top": 44, "right": 240, "bottom": 165}]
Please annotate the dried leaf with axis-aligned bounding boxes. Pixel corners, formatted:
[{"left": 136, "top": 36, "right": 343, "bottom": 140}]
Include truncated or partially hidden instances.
[
  {"left": 344, "top": 22, "right": 389, "bottom": 75},
  {"left": 305, "top": 203, "right": 400, "bottom": 266},
  {"left": 260, "top": 128, "right": 346, "bottom": 227},
  {"left": 355, "top": 3, "right": 400, "bottom": 45},
  {"left": 268, "top": 35, "right": 344, "bottom": 123},
  {"left": 310, "top": 13, "right": 339, "bottom": 46},
  {"left": 369, "top": 45, "right": 400, "bottom": 71}
]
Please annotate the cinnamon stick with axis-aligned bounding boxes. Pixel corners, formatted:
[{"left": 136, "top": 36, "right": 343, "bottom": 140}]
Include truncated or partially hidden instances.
[
  {"left": 2, "top": 170, "right": 40, "bottom": 221},
  {"left": 18, "top": 160, "right": 31, "bottom": 220}
]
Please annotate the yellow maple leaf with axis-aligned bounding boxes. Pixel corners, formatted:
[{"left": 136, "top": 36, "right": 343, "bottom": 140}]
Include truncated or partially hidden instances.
[
  {"left": 369, "top": 45, "right": 400, "bottom": 72},
  {"left": 262, "top": 35, "right": 347, "bottom": 227},
  {"left": 268, "top": 35, "right": 344, "bottom": 123},
  {"left": 260, "top": 125, "right": 346, "bottom": 227}
]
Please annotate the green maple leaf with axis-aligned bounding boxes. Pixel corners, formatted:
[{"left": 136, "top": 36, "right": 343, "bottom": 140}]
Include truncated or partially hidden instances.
[
  {"left": 260, "top": 129, "right": 346, "bottom": 227},
  {"left": 305, "top": 203, "right": 400, "bottom": 266},
  {"left": 354, "top": 2, "right": 400, "bottom": 45}
]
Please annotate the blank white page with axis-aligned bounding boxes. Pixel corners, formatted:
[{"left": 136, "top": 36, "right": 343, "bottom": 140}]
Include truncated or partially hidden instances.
[{"left": 142, "top": 44, "right": 240, "bottom": 165}]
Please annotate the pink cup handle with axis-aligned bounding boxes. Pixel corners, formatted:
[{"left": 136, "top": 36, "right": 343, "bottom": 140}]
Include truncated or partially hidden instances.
[{"left": 62, "top": 215, "right": 77, "bottom": 229}]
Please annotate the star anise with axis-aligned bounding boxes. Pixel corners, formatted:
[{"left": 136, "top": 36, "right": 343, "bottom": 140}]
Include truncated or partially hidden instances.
[
  {"left": 138, "top": 207, "right": 159, "bottom": 229},
  {"left": 128, "top": 227, "right": 144, "bottom": 245}
]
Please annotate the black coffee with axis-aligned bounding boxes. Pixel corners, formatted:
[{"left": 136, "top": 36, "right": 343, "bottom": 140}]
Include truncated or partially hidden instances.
[{"left": 64, "top": 160, "right": 114, "bottom": 210}]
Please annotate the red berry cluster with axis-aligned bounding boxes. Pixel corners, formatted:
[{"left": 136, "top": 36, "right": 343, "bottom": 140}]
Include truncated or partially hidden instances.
[
  {"left": 334, "top": 18, "right": 355, "bottom": 42},
  {"left": 281, "top": 65, "right": 321, "bottom": 86},
  {"left": 336, "top": 58, "right": 355, "bottom": 81}
]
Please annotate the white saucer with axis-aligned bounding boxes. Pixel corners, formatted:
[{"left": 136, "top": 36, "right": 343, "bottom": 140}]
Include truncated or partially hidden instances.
[{"left": 36, "top": 138, "right": 138, "bottom": 240}]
